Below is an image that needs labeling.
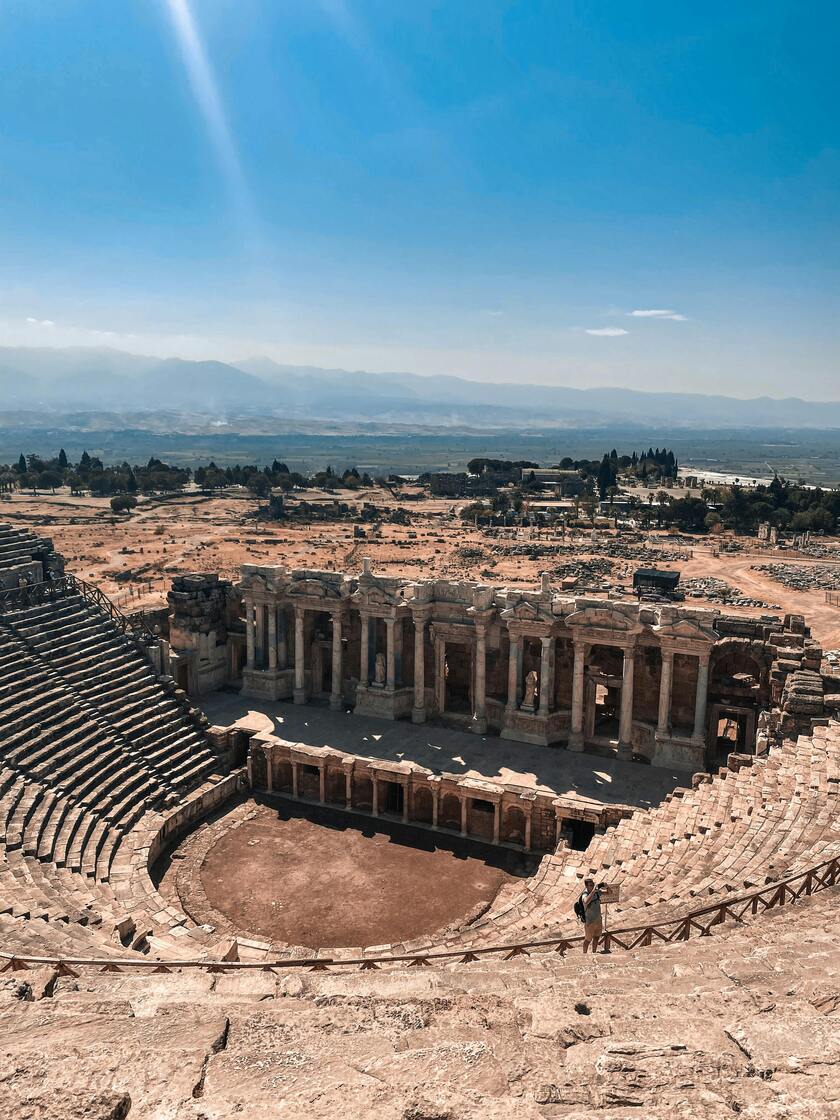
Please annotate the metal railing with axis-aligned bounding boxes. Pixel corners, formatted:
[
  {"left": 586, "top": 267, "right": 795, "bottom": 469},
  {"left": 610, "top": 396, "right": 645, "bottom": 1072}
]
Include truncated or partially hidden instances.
[
  {"left": 0, "top": 573, "right": 156, "bottom": 642},
  {"left": 827, "top": 591, "right": 840, "bottom": 607},
  {"left": 1, "top": 854, "right": 836, "bottom": 975}
]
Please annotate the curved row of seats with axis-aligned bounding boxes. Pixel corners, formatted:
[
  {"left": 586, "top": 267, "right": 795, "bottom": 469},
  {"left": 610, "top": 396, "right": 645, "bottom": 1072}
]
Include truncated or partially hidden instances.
[
  {"left": 0, "top": 580, "right": 837, "bottom": 967},
  {"left": 435, "top": 723, "right": 840, "bottom": 953},
  {"left": 0, "top": 592, "right": 225, "bottom": 960}
]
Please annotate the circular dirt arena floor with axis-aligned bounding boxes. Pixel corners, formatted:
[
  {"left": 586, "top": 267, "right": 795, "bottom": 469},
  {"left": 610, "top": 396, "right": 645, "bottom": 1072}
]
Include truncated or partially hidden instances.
[{"left": 197, "top": 800, "right": 535, "bottom": 947}]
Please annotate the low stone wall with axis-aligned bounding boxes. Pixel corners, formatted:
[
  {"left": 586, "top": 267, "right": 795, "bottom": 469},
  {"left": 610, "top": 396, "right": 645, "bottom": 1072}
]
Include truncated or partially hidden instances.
[
  {"left": 247, "top": 731, "right": 632, "bottom": 853},
  {"left": 147, "top": 770, "right": 247, "bottom": 866}
]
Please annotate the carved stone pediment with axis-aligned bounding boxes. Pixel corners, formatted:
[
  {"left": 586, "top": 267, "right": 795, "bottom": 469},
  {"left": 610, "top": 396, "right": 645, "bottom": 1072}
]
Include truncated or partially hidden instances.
[
  {"left": 352, "top": 583, "right": 399, "bottom": 609},
  {"left": 565, "top": 607, "right": 642, "bottom": 635},
  {"left": 500, "top": 600, "right": 551, "bottom": 624},
  {"left": 654, "top": 618, "right": 717, "bottom": 644}
]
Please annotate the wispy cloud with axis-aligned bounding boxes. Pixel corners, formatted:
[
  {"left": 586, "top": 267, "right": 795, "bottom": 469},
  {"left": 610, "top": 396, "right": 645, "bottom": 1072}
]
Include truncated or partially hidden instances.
[
  {"left": 629, "top": 309, "right": 687, "bottom": 320},
  {"left": 26, "top": 317, "right": 55, "bottom": 328},
  {"left": 585, "top": 327, "right": 629, "bottom": 337}
]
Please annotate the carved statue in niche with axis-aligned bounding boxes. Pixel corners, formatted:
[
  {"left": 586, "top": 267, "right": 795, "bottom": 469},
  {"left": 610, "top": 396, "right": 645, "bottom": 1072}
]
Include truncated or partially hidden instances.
[
  {"left": 522, "top": 669, "right": 539, "bottom": 710},
  {"left": 374, "top": 651, "right": 386, "bottom": 686}
]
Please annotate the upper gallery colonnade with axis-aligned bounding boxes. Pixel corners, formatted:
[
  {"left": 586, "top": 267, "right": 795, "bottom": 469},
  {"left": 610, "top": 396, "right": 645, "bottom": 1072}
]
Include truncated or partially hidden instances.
[{"left": 237, "top": 562, "right": 723, "bottom": 772}]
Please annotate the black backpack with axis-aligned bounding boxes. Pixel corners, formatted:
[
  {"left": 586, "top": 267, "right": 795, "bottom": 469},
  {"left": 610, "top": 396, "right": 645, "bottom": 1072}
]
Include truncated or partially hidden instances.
[{"left": 574, "top": 895, "right": 586, "bottom": 922}]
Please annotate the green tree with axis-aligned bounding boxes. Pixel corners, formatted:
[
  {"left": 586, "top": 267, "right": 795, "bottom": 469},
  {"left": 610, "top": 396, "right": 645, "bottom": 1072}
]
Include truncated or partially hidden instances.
[{"left": 39, "top": 470, "right": 62, "bottom": 493}]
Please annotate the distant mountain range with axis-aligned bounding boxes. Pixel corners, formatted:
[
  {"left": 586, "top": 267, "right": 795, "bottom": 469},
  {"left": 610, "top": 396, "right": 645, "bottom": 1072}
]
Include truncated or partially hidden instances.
[{"left": 1, "top": 345, "right": 840, "bottom": 430}]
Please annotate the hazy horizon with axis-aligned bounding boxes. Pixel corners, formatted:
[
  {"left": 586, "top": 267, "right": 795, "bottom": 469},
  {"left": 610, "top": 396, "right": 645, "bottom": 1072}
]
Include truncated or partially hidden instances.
[{"left": 3, "top": 340, "right": 840, "bottom": 406}]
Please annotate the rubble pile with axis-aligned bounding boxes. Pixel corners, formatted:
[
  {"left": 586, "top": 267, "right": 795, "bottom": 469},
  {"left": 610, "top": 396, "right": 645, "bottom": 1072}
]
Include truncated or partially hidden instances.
[
  {"left": 752, "top": 563, "right": 840, "bottom": 592},
  {"left": 681, "top": 576, "right": 780, "bottom": 610},
  {"left": 490, "top": 541, "right": 689, "bottom": 563},
  {"left": 551, "top": 557, "right": 615, "bottom": 586},
  {"left": 455, "top": 545, "right": 486, "bottom": 562}
]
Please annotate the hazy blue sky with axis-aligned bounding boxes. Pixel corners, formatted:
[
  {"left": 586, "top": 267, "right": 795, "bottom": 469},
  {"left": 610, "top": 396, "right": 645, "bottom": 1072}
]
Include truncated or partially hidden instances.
[{"left": 1, "top": 1, "right": 838, "bottom": 397}]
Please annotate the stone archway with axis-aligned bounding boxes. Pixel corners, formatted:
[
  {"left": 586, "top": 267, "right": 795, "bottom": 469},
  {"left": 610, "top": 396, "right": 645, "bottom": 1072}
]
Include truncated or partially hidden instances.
[
  {"left": 439, "top": 793, "right": 461, "bottom": 831},
  {"left": 502, "top": 805, "right": 526, "bottom": 845},
  {"left": 412, "top": 785, "right": 433, "bottom": 824},
  {"left": 352, "top": 773, "right": 373, "bottom": 811},
  {"left": 251, "top": 747, "right": 267, "bottom": 789},
  {"left": 274, "top": 760, "right": 292, "bottom": 793}
]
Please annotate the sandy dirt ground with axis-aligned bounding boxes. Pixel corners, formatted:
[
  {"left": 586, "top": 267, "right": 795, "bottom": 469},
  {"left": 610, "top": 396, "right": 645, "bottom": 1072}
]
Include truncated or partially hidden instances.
[
  {"left": 3, "top": 486, "right": 839, "bottom": 651},
  {"left": 199, "top": 800, "right": 531, "bottom": 947}
]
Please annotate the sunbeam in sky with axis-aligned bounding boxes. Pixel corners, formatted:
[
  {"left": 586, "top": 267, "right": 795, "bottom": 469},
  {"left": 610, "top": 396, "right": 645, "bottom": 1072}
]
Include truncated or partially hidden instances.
[{"left": 162, "top": 0, "right": 254, "bottom": 225}]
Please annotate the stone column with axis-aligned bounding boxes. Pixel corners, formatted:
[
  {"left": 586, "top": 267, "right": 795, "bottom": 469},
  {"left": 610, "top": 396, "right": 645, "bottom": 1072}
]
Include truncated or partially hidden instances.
[
  {"left": 524, "top": 807, "right": 532, "bottom": 851},
  {"left": 267, "top": 605, "right": 277, "bottom": 670},
  {"left": 266, "top": 748, "right": 273, "bottom": 792},
  {"left": 293, "top": 607, "right": 305, "bottom": 703},
  {"left": 693, "top": 652, "right": 711, "bottom": 741},
  {"left": 657, "top": 647, "right": 674, "bottom": 735},
  {"left": 539, "top": 636, "right": 553, "bottom": 716},
  {"left": 506, "top": 633, "right": 521, "bottom": 711},
  {"left": 291, "top": 761, "right": 299, "bottom": 799},
  {"left": 359, "top": 613, "right": 370, "bottom": 686},
  {"left": 412, "top": 614, "right": 427, "bottom": 723},
  {"left": 371, "top": 777, "right": 378, "bottom": 817},
  {"left": 402, "top": 782, "right": 409, "bottom": 823},
  {"left": 618, "top": 645, "right": 635, "bottom": 759},
  {"left": 569, "top": 639, "right": 586, "bottom": 751},
  {"left": 330, "top": 612, "right": 343, "bottom": 710},
  {"left": 344, "top": 764, "right": 353, "bottom": 807},
  {"left": 460, "top": 795, "right": 468, "bottom": 836},
  {"left": 473, "top": 625, "right": 487, "bottom": 733},
  {"left": 245, "top": 602, "right": 255, "bottom": 669},
  {"left": 431, "top": 785, "right": 439, "bottom": 828},
  {"left": 319, "top": 765, "right": 326, "bottom": 803},
  {"left": 493, "top": 801, "right": 500, "bottom": 844},
  {"left": 254, "top": 603, "right": 265, "bottom": 668},
  {"left": 385, "top": 617, "right": 396, "bottom": 689}
]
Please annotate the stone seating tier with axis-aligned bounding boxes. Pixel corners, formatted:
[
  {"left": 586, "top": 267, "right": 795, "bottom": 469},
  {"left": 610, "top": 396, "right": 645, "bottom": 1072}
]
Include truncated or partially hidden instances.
[
  {"left": 443, "top": 723, "right": 840, "bottom": 952},
  {"left": 0, "top": 593, "right": 226, "bottom": 955},
  {"left": 0, "top": 580, "right": 838, "bottom": 990},
  {"left": 0, "top": 523, "right": 56, "bottom": 571}
]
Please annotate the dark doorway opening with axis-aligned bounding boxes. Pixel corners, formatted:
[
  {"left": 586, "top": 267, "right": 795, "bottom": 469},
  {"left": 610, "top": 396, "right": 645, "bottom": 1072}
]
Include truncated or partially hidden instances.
[
  {"left": 564, "top": 819, "right": 596, "bottom": 851},
  {"left": 382, "top": 781, "right": 404, "bottom": 816}
]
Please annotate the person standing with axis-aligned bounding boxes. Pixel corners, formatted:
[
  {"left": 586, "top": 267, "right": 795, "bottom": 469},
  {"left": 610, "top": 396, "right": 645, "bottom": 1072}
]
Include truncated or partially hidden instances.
[{"left": 579, "top": 878, "right": 603, "bottom": 953}]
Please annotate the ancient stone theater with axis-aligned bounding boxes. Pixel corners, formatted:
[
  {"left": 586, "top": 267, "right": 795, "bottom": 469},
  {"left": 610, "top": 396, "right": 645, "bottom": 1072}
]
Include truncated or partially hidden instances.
[{"left": 1, "top": 524, "right": 838, "bottom": 1117}]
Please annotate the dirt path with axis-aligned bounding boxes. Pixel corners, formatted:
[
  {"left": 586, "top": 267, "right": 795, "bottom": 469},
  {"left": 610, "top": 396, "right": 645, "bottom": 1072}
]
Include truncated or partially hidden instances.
[{"left": 677, "top": 549, "right": 840, "bottom": 649}]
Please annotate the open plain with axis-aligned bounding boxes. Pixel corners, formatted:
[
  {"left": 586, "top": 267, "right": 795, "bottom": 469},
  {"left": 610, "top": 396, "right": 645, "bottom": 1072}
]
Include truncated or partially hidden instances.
[{"left": 4, "top": 485, "right": 840, "bottom": 650}]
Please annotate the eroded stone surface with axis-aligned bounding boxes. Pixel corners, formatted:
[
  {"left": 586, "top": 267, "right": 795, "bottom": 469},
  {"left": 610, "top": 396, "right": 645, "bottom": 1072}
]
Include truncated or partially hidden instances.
[{"left": 0, "top": 891, "right": 836, "bottom": 1118}]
